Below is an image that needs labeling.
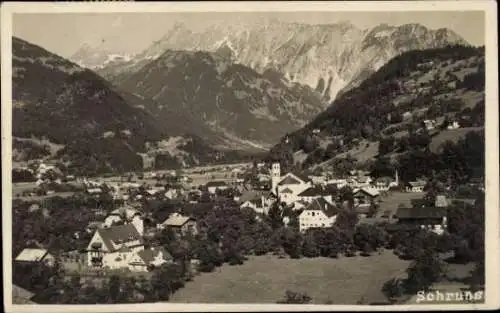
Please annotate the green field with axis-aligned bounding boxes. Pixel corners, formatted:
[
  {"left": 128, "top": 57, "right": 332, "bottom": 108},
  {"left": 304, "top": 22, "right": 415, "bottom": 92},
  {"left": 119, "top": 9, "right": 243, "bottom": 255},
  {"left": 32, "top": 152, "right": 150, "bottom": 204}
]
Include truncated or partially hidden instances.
[
  {"left": 377, "top": 191, "right": 425, "bottom": 217},
  {"left": 429, "top": 127, "right": 483, "bottom": 154},
  {"left": 170, "top": 251, "right": 411, "bottom": 304}
]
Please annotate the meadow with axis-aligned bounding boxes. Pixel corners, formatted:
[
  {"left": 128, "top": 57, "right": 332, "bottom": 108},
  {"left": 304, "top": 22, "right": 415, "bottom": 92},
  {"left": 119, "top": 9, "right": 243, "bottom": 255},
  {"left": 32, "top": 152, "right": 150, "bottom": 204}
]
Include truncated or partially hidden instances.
[{"left": 170, "top": 251, "right": 411, "bottom": 304}]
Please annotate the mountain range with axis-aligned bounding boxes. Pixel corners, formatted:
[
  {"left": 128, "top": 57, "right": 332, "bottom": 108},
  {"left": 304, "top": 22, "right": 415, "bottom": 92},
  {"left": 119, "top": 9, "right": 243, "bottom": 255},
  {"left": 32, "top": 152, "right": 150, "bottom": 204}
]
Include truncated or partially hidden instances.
[
  {"left": 12, "top": 37, "right": 231, "bottom": 175},
  {"left": 73, "top": 20, "right": 469, "bottom": 102},
  {"left": 13, "top": 20, "right": 473, "bottom": 175},
  {"left": 114, "top": 49, "right": 325, "bottom": 150}
]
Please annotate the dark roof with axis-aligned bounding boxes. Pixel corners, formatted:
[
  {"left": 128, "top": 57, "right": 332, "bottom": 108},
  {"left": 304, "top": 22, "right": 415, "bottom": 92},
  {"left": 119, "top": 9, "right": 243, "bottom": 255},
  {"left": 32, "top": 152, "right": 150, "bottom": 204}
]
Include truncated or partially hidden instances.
[
  {"left": 278, "top": 175, "right": 303, "bottom": 186},
  {"left": 291, "top": 172, "right": 312, "bottom": 183},
  {"left": 297, "top": 186, "right": 322, "bottom": 197},
  {"left": 249, "top": 199, "right": 263, "bottom": 207},
  {"left": 206, "top": 181, "right": 228, "bottom": 187},
  {"left": 97, "top": 224, "right": 143, "bottom": 252},
  {"left": 280, "top": 187, "right": 293, "bottom": 194},
  {"left": 304, "top": 198, "right": 338, "bottom": 217},
  {"left": 396, "top": 207, "right": 446, "bottom": 219},
  {"left": 278, "top": 172, "right": 311, "bottom": 186}
]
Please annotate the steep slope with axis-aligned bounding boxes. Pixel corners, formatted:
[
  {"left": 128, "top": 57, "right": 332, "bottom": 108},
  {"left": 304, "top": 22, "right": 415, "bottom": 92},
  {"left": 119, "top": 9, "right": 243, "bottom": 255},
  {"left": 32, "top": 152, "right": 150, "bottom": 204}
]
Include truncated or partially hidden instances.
[
  {"left": 267, "top": 45, "right": 485, "bottom": 174},
  {"left": 116, "top": 49, "right": 325, "bottom": 150},
  {"left": 95, "top": 20, "right": 469, "bottom": 102},
  {"left": 12, "top": 37, "right": 232, "bottom": 174},
  {"left": 12, "top": 37, "right": 168, "bottom": 174}
]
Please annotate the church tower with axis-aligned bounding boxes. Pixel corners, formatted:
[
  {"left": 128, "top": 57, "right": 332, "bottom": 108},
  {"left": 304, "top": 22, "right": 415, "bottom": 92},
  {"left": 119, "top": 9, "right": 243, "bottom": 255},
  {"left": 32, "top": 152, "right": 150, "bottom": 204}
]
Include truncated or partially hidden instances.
[{"left": 271, "top": 162, "right": 281, "bottom": 195}]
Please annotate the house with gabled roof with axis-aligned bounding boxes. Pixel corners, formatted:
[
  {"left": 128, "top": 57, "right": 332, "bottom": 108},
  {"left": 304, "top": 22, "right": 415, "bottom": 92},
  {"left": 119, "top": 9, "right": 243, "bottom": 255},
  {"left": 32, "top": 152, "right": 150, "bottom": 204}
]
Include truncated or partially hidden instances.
[
  {"left": 15, "top": 248, "right": 55, "bottom": 266},
  {"left": 86, "top": 223, "right": 145, "bottom": 269},
  {"left": 104, "top": 205, "right": 144, "bottom": 236},
  {"left": 240, "top": 196, "right": 270, "bottom": 215},
  {"left": 395, "top": 206, "right": 447, "bottom": 235},
  {"left": 406, "top": 180, "right": 426, "bottom": 192},
  {"left": 353, "top": 187, "right": 380, "bottom": 202},
  {"left": 128, "top": 246, "right": 174, "bottom": 272},
  {"left": 297, "top": 186, "right": 323, "bottom": 203},
  {"left": 299, "top": 198, "right": 338, "bottom": 232},
  {"left": 158, "top": 212, "right": 198, "bottom": 236}
]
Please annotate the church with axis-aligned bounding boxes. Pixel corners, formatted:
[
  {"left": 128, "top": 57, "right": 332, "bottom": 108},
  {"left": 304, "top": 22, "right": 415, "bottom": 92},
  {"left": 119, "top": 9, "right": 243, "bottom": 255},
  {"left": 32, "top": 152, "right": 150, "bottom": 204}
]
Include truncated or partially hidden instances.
[{"left": 270, "top": 163, "right": 313, "bottom": 206}]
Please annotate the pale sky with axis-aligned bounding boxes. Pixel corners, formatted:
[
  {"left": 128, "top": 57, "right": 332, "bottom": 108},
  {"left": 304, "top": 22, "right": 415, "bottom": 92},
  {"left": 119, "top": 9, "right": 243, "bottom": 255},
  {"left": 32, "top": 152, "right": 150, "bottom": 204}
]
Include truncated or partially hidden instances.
[{"left": 13, "top": 11, "right": 485, "bottom": 59}]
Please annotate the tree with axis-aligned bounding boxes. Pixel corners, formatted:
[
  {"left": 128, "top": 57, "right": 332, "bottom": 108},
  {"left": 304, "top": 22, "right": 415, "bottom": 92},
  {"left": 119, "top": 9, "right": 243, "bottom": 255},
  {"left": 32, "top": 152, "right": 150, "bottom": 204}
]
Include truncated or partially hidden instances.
[
  {"left": 107, "top": 275, "right": 122, "bottom": 303},
  {"left": 277, "top": 291, "right": 312, "bottom": 304},
  {"left": 267, "top": 201, "right": 283, "bottom": 230},
  {"left": 150, "top": 263, "right": 185, "bottom": 301},
  {"left": 382, "top": 278, "right": 404, "bottom": 303},
  {"left": 404, "top": 250, "right": 445, "bottom": 293},
  {"left": 281, "top": 227, "right": 302, "bottom": 259},
  {"left": 468, "top": 259, "right": 485, "bottom": 292},
  {"left": 379, "top": 137, "right": 395, "bottom": 155},
  {"left": 301, "top": 233, "right": 320, "bottom": 258}
]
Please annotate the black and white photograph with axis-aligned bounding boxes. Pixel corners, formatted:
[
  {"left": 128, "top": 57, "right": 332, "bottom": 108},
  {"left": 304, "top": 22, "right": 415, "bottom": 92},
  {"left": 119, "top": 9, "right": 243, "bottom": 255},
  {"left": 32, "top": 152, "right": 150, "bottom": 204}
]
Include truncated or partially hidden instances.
[{"left": 1, "top": 1, "right": 498, "bottom": 312}]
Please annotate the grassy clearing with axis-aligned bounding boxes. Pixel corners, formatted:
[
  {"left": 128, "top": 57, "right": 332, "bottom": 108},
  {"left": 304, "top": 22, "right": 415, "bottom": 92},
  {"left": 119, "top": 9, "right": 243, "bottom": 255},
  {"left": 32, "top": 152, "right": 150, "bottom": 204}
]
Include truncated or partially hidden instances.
[
  {"left": 377, "top": 192, "right": 425, "bottom": 217},
  {"left": 170, "top": 251, "right": 411, "bottom": 304},
  {"left": 429, "top": 127, "right": 483, "bottom": 154}
]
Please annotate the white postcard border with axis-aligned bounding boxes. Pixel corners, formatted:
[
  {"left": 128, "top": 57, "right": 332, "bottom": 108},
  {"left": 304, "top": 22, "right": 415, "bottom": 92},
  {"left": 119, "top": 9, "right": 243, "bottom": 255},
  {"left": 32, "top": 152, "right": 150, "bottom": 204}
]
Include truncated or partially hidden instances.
[{"left": 2, "top": 1, "right": 498, "bottom": 312}]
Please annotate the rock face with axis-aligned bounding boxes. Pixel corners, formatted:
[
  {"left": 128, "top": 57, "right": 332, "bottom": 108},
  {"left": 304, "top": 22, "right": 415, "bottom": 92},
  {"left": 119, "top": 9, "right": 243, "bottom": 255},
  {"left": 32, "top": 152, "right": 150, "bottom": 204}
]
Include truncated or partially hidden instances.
[{"left": 93, "top": 20, "right": 469, "bottom": 102}]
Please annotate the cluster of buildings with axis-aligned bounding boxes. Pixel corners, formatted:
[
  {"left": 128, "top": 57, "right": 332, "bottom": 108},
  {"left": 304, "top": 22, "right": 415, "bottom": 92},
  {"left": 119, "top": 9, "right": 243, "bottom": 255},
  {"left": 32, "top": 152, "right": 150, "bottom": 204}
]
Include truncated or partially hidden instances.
[
  {"left": 239, "top": 163, "right": 402, "bottom": 232},
  {"left": 82, "top": 177, "right": 186, "bottom": 202},
  {"left": 17, "top": 160, "right": 466, "bottom": 274},
  {"left": 15, "top": 203, "right": 200, "bottom": 273}
]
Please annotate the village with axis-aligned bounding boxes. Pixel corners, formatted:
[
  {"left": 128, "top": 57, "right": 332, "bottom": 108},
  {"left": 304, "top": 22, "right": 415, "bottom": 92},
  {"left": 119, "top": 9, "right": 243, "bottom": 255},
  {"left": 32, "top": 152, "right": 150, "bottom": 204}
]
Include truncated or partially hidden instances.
[{"left": 12, "top": 156, "right": 484, "bottom": 302}]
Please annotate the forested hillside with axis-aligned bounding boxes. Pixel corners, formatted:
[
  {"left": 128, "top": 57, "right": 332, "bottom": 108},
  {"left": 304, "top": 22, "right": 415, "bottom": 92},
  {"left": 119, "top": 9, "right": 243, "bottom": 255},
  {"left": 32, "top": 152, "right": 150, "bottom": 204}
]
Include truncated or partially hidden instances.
[{"left": 268, "top": 45, "right": 485, "bottom": 184}]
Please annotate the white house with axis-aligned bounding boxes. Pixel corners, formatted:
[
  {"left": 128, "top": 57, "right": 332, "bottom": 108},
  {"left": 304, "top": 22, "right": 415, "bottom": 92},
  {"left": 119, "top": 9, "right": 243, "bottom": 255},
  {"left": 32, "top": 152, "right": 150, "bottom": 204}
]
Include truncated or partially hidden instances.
[
  {"left": 86, "top": 187, "right": 103, "bottom": 195},
  {"left": 206, "top": 181, "right": 229, "bottom": 194},
  {"left": 423, "top": 119, "right": 436, "bottom": 130},
  {"left": 348, "top": 176, "right": 373, "bottom": 189},
  {"left": 104, "top": 206, "right": 144, "bottom": 236},
  {"left": 15, "top": 248, "right": 55, "bottom": 266},
  {"left": 86, "top": 223, "right": 145, "bottom": 269},
  {"left": 299, "top": 198, "right": 338, "bottom": 232},
  {"left": 326, "top": 178, "right": 348, "bottom": 189},
  {"left": 371, "top": 176, "right": 397, "bottom": 191},
  {"left": 406, "top": 181, "right": 426, "bottom": 193},
  {"left": 240, "top": 196, "right": 270, "bottom": 215},
  {"left": 447, "top": 121, "right": 461, "bottom": 130},
  {"left": 127, "top": 246, "right": 174, "bottom": 272},
  {"left": 164, "top": 188, "right": 181, "bottom": 200}
]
